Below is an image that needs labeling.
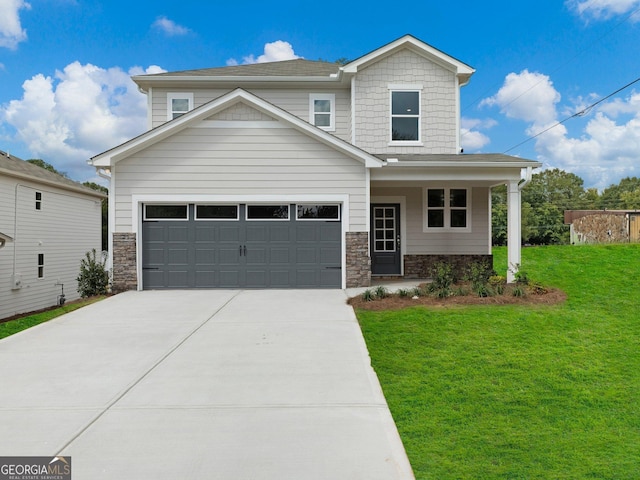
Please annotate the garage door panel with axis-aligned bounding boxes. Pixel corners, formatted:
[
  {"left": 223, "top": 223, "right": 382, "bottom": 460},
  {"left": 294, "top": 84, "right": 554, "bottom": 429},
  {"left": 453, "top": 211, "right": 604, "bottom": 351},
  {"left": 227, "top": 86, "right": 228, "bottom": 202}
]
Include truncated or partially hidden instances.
[{"left": 143, "top": 204, "right": 342, "bottom": 289}]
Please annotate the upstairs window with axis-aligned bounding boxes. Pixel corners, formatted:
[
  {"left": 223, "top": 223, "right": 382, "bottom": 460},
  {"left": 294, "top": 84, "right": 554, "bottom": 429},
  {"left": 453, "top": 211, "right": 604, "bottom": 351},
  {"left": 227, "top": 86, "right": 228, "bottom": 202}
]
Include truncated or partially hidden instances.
[
  {"left": 390, "top": 87, "right": 421, "bottom": 143},
  {"left": 425, "top": 188, "right": 470, "bottom": 230},
  {"left": 167, "top": 92, "right": 194, "bottom": 120},
  {"left": 309, "top": 94, "right": 335, "bottom": 131},
  {"left": 35, "top": 191, "right": 42, "bottom": 210}
]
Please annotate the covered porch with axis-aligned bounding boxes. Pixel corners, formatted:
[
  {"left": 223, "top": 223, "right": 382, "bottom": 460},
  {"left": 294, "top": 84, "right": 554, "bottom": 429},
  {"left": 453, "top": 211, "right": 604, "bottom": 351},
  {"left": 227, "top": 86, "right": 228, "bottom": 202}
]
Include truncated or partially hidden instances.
[{"left": 368, "top": 154, "right": 541, "bottom": 283}]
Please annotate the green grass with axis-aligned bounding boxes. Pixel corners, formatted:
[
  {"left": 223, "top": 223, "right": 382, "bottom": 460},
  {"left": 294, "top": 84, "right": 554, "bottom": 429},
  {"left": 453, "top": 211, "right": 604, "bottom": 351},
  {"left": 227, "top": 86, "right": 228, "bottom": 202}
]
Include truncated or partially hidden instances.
[
  {"left": 0, "top": 297, "right": 105, "bottom": 340},
  {"left": 357, "top": 244, "right": 640, "bottom": 479}
]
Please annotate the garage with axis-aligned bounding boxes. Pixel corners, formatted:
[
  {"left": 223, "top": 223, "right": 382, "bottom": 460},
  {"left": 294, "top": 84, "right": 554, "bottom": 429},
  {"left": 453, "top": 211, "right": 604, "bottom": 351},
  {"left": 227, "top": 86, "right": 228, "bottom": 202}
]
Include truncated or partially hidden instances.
[{"left": 142, "top": 203, "right": 342, "bottom": 289}]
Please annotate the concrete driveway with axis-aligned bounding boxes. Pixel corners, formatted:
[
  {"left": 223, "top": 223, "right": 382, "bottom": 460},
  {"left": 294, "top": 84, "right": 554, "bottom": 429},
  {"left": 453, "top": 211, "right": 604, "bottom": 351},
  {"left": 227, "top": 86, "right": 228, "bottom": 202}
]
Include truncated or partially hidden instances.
[{"left": 0, "top": 290, "right": 414, "bottom": 479}]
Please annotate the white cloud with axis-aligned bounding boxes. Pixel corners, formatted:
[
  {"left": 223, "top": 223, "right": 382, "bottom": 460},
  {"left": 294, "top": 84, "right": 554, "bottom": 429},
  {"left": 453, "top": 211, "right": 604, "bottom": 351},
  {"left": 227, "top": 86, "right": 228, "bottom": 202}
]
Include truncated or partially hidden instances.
[
  {"left": 0, "top": 0, "right": 30, "bottom": 49},
  {"left": 227, "top": 40, "right": 301, "bottom": 66},
  {"left": 1, "top": 62, "right": 166, "bottom": 180},
  {"left": 460, "top": 117, "right": 496, "bottom": 151},
  {"left": 483, "top": 70, "right": 640, "bottom": 189},
  {"left": 152, "top": 16, "right": 191, "bottom": 36},
  {"left": 567, "top": 0, "right": 640, "bottom": 21}
]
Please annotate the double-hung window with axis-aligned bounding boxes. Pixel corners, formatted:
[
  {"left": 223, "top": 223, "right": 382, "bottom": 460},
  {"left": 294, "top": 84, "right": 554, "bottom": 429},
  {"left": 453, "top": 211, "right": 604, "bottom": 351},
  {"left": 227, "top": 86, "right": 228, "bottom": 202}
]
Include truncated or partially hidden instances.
[
  {"left": 309, "top": 94, "right": 335, "bottom": 131},
  {"left": 167, "top": 92, "right": 194, "bottom": 120},
  {"left": 425, "top": 188, "right": 471, "bottom": 230},
  {"left": 390, "top": 85, "right": 422, "bottom": 144}
]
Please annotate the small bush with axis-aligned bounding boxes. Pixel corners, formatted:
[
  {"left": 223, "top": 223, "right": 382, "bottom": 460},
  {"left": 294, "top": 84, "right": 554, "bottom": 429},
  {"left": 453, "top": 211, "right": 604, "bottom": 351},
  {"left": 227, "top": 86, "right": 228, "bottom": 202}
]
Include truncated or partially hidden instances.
[
  {"left": 362, "top": 289, "right": 375, "bottom": 302},
  {"left": 428, "top": 262, "right": 456, "bottom": 298},
  {"left": 528, "top": 282, "right": 549, "bottom": 295},
  {"left": 489, "top": 275, "right": 506, "bottom": 295},
  {"left": 512, "top": 285, "right": 526, "bottom": 297},
  {"left": 398, "top": 288, "right": 410, "bottom": 298},
  {"left": 514, "top": 269, "right": 530, "bottom": 285},
  {"left": 77, "top": 249, "right": 110, "bottom": 298},
  {"left": 465, "top": 263, "right": 494, "bottom": 297},
  {"left": 374, "top": 285, "right": 389, "bottom": 299}
]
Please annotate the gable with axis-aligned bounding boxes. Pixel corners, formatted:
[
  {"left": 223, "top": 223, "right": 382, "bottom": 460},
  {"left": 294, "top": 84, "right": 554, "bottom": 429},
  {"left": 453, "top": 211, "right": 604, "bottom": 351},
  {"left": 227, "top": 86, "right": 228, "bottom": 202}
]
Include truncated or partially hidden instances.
[{"left": 207, "top": 102, "right": 277, "bottom": 122}]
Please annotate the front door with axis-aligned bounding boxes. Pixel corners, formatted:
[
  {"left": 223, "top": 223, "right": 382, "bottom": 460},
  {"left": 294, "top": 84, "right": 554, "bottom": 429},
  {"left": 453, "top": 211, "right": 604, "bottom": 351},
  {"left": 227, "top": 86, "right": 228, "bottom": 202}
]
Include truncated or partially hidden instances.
[{"left": 370, "top": 204, "right": 401, "bottom": 275}]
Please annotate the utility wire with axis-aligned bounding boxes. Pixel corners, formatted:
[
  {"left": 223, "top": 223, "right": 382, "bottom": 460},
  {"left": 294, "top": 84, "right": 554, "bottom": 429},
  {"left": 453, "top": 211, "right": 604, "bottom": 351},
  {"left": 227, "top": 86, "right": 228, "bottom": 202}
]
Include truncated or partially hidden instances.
[{"left": 503, "top": 75, "right": 640, "bottom": 154}]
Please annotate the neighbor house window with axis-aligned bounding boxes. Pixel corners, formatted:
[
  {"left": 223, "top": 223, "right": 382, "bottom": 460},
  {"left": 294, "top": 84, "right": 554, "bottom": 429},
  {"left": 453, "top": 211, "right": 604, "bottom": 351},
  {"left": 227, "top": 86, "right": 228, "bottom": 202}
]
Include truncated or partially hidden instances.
[
  {"left": 167, "top": 92, "right": 194, "bottom": 120},
  {"left": 35, "top": 192, "right": 42, "bottom": 210},
  {"left": 309, "top": 94, "right": 335, "bottom": 131},
  {"left": 425, "top": 188, "right": 470, "bottom": 230},
  {"left": 37, "top": 254, "right": 44, "bottom": 278},
  {"left": 390, "top": 86, "right": 421, "bottom": 143}
]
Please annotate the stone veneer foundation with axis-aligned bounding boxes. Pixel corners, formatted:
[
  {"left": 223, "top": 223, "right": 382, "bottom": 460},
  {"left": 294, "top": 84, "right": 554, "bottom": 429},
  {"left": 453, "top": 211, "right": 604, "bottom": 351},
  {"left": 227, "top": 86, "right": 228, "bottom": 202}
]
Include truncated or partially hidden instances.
[
  {"left": 346, "top": 232, "right": 371, "bottom": 288},
  {"left": 112, "top": 232, "right": 137, "bottom": 293},
  {"left": 404, "top": 254, "right": 493, "bottom": 280}
]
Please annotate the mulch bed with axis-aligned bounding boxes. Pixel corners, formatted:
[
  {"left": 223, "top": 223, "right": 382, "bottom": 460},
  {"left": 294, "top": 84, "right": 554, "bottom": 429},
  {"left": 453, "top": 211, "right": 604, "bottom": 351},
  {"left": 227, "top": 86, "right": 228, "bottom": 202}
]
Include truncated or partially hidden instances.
[{"left": 347, "top": 284, "right": 567, "bottom": 311}]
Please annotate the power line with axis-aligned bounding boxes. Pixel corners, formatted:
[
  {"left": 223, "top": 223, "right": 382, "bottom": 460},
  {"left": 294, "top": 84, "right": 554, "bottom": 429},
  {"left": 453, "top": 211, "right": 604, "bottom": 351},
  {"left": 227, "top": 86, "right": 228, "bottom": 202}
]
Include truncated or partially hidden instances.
[{"left": 503, "top": 75, "right": 640, "bottom": 154}]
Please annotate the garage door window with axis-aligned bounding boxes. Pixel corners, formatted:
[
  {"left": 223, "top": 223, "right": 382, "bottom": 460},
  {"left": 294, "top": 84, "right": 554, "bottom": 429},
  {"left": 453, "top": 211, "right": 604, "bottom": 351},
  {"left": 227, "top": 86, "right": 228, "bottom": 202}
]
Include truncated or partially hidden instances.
[
  {"left": 247, "top": 205, "right": 289, "bottom": 220},
  {"left": 196, "top": 205, "right": 239, "bottom": 220},
  {"left": 297, "top": 204, "right": 340, "bottom": 221},
  {"left": 144, "top": 205, "right": 188, "bottom": 220}
]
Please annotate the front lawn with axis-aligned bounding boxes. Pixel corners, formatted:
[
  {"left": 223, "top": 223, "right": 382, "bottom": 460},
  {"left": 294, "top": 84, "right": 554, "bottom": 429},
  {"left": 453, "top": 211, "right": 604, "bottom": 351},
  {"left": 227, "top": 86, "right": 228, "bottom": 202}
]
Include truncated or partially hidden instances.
[{"left": 356, "top": 244, "right": 640, "bottom": 479}]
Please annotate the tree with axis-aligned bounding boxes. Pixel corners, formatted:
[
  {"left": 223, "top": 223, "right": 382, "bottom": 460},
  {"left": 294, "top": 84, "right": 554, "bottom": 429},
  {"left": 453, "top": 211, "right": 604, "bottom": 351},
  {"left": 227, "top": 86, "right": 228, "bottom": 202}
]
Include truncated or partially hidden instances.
[
  {"left": 83, "top": 182, "right": 109, "bottom": 251},
  {"left": 598, "top": 177, "right": 640, "bottom": 209},
  {"left": 26, "top": 159, "right": 68, "bottom": 177}
]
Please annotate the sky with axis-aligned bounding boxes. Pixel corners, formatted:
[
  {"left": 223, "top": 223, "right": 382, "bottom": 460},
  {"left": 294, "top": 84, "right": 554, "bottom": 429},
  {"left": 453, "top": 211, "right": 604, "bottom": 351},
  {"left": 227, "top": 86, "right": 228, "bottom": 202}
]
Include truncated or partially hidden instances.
[{"left": 1, "top": 0, "right": 640, "bottom": 190}]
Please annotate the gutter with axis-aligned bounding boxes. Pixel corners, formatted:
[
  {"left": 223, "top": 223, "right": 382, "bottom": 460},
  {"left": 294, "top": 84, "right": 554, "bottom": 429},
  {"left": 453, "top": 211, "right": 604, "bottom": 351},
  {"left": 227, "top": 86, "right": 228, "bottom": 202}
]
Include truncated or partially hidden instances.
[{"left": 519, "top": 166, "right": 534, "bottom": 190}]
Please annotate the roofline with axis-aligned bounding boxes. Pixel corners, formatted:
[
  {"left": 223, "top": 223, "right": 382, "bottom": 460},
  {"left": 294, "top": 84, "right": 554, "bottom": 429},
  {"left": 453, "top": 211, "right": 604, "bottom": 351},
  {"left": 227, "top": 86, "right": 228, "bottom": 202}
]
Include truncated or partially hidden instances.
[
  {"left": 90, "top": 88, "right": 383, "bottom": 168},
  {"left": 380, "top": 159, "right": 542, "bottom": 168},
  {"left": 341, "top": 34, "right": 475, "bottom": 80},
  {"left": 0, "top": 166, "right": 106, "bottom": 199}
]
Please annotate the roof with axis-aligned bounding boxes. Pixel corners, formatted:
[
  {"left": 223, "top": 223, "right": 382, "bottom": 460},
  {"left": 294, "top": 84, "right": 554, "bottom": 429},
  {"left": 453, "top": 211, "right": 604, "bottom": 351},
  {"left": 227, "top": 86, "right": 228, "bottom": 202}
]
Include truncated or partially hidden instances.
[
  {"left": 0, "top": 151, "right": 106, "bottom": 199},
  {"left": 374, "top": 153, "right": 542, "bottom": 168},
  {"left": 132, "top": 34, "right": 475, "bottom": 90},
  {"left": 143, "top": 59, "right": 340, "bottom": 78}
]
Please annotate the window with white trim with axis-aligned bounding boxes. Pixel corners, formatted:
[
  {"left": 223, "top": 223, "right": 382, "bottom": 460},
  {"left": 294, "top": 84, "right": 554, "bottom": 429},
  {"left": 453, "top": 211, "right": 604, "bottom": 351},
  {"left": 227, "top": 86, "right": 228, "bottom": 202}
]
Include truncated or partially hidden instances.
[
  {"left": 35, "top": 191, "right": 42, "bottom": 210},
  {"left": 167, "top": 92, "right": 194, "bottom": 120},
  {"left": 309, "top": 94, "right": 335, "bottom": 131},
  {"left": 390, "top": 87, "right": 421, "bottom": 143},
  {"left": 425, "top": 188, "right": 470, "bottom": 230}
]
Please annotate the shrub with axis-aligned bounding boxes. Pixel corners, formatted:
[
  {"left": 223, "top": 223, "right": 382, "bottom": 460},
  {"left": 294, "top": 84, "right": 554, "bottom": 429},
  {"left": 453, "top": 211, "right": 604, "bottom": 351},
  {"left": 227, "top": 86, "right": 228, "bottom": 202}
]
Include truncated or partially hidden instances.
[
  {"left": 465, "top": 262, "right": 494, "bottom": 297},
  {"left": 77, "top": 249, "right": 110, "bottom": 298},
  {"left": 489, "top": 275, "right": 507, "bottom": 295},
  {"left": 428, "top": 262, "right": 456, "bottom": 298},
  {"left": 528, "top": 282, "right": 549, "bottom": 295},
  {"left": 398, "top": 288, "right": 410, "bottom": 298},
  {"left": 374, "top": 285, "right": 389, "bottom": 299},
  {"left": 362, "top": 289, "right": 375, "bottom": 302}
]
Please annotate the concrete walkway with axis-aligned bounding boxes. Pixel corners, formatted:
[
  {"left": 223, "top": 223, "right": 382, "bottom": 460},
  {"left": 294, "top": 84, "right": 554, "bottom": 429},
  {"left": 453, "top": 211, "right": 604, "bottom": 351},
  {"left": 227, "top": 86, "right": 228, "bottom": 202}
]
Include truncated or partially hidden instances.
[{"left": 0, "top": 290, "right": 414, "bottom": 479}]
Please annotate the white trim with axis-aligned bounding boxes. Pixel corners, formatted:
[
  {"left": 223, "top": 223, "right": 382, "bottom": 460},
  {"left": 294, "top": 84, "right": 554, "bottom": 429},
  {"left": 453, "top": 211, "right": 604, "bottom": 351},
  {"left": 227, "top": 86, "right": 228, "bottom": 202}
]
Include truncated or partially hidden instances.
[
  {"left": 309, "top": 93, "right": 336, "bottom": 132},
  {"left": 422, "top": 187, "right": 473, "bottom": 233},
  {"left": 351, "top": 76, "right": 357, "bottom": 145},
  {"left": 388, "top": 83, "right": 423, "bottom": 90},
  {"left": 147, "top": 87, "right": 153, "bottom": 130},
  {"left": 167, "top": 92, "right": 194, "bottom": 121},
  {"left": 131, "top": 194, "right": 350, "bottom": 290},
  {"left": 194, "top": 120, "right": 285, "bottom": 129},
  {"left": 370, "top": 196, "right": 407, "bottom": 276}
]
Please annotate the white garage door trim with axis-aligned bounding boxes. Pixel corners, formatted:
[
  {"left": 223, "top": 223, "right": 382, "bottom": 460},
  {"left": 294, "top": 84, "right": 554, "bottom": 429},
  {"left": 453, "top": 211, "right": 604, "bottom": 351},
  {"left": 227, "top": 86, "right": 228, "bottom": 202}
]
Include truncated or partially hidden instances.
[{"left": 132, "top": 194, "right": 350, "bottom": 290}]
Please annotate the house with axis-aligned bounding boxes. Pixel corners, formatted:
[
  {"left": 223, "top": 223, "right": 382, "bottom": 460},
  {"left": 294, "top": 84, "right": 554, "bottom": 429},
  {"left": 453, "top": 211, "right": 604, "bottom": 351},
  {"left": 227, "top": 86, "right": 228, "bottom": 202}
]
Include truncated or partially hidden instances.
[
  {"left": 91, "top": 35, "right": 540, "bottom": 291},
  {"left": 0, "top": 151, "right": 105, "bottom": 320},
  {"left": 565, "top": 210, "right": 640, "bottom": 244}
]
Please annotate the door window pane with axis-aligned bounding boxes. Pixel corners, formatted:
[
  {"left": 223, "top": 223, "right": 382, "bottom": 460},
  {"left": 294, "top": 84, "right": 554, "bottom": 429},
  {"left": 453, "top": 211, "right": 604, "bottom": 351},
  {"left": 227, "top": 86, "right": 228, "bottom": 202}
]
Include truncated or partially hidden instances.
[
  {"left": 247, "top": 205, "right": 289, "bottom": 220},
  {"left": 196, "top": 205, "right": 238, "bottom": 220},
  {"left": 145, "top": 205, "right": 188, "bottom": 220}
]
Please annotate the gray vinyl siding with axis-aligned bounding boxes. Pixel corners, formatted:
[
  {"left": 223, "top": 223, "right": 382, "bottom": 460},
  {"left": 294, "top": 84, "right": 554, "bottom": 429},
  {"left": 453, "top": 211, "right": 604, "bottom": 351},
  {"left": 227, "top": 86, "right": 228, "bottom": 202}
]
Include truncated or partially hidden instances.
[
  {"left": 372, "top": 186, "right": 490, "bottom": 255},
  {"left": 113, "top": 123, "right": 367, "bottom": 232},
  {"left": 0, "top": 176, "right": 102, "bottom": 320},
  {"left": 354, "top": 49, "right": 458, "bottom": 154},
  {"left": 150, "top": 88, "right": 352, "bottom": 142}
]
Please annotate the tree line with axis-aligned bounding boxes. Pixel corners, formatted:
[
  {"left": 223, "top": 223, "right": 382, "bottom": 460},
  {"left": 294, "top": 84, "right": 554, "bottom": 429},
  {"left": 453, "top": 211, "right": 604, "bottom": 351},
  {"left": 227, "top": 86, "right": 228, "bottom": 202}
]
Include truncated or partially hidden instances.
[{"left": 492, "top": 169, "right": 640, "bottom": 245}]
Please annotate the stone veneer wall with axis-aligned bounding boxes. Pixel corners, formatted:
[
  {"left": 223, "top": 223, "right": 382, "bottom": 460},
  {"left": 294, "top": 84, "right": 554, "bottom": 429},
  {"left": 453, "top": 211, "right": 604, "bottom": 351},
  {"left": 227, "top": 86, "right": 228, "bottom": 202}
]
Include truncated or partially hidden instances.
[
  {"left": 112, "top": 233, "right": 137, "bottom": 293},
  {"left": 571, "top": 213, "right": 628, "bottom": 244},
  {"left": 404, "top": 254, "right": 493, "bottom": 280},
  {"left": 346, "top": 232, "right": 371, "bottom": 288}
]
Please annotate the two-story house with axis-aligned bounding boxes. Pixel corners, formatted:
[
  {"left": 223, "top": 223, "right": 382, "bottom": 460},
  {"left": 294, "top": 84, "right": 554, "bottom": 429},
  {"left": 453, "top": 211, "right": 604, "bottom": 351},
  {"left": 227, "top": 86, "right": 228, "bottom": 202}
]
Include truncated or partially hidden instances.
[
  {"left": 91, "top": 35, "right": 540, "bottom": 291},
  {"left": 0, "top": 151, "right": 105, "bottom": 319}
]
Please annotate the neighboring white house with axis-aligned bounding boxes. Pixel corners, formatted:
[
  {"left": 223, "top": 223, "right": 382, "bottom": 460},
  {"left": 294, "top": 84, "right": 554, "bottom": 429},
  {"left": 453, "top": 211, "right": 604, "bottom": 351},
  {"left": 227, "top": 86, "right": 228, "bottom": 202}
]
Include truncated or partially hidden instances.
[
  {"left": 91, "top": 34, "right": 540, "bottom": 291},
  {"left": 0, "top": 151, "right": 105, "bottom": 320}
]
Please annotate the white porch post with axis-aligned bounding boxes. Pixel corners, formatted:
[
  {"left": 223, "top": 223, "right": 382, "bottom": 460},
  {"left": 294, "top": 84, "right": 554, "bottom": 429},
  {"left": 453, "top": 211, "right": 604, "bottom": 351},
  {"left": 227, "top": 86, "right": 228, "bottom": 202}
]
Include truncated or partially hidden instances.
[{"left": 506, "top": 180, "right": 521, "bottom": 283}]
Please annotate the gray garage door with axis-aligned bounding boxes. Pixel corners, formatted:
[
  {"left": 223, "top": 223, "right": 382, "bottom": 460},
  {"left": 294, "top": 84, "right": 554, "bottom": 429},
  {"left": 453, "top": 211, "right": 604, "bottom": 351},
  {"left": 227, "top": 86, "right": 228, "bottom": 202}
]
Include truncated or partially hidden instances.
[{"left": 142, "top": 203, "right": 342, "bottom": 289}]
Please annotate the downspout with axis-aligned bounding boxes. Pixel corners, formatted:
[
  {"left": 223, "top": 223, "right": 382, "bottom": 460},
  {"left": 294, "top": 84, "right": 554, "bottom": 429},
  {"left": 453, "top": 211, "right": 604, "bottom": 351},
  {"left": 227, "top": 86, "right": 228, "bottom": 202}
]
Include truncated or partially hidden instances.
[
  {"left": 519, "top": 166, "right": 533, "bottom": 190},
  {"left": 97, "top": 168, "right": 113, "bottom": 270}
]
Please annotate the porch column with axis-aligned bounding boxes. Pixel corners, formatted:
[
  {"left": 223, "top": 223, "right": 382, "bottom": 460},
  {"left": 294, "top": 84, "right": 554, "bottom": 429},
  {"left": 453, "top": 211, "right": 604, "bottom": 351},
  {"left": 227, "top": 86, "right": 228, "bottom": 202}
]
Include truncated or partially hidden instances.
[{"left": 506, "top": 180, "right": 521, "bottom": 283}]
